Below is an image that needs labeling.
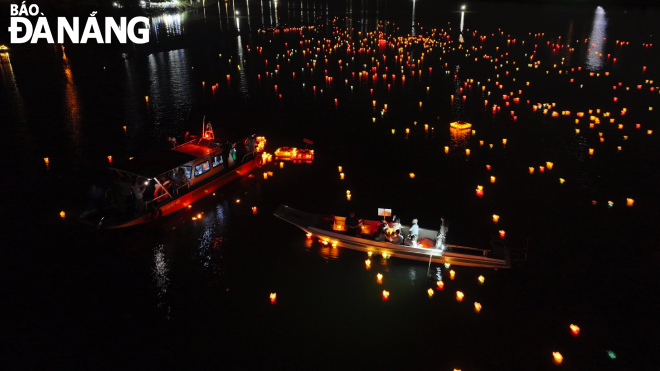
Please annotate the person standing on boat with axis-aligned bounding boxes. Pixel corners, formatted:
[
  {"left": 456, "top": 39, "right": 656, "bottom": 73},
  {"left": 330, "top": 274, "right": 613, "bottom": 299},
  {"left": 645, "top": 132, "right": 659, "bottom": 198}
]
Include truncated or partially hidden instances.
[
  {"left": 391, "top": 217, "right": 402, "bottom": 235},
  {"left": 132, "top": 179, "right": 146, "bottom": 214},
  {"left": 345, "top": 211, "right": 363, "bottom": 237},
  {"left": 406, "top": 219, "right": 420, "bottom": 247}
]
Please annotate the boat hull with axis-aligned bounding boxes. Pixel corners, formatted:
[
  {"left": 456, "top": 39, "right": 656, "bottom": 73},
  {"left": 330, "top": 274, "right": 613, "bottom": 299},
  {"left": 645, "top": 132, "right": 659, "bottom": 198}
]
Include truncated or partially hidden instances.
[
  {"left": 273, "top": 205, "right": 510, "bottom": 269},
  {"left": 100, "top": 158, "right": 259, "bottom": 229}
]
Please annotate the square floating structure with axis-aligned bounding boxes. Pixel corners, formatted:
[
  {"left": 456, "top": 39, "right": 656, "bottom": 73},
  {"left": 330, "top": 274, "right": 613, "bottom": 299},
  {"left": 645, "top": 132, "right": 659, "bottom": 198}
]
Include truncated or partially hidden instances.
[{"left": 450, "top": 121, "right": 472, "bottom": 130}]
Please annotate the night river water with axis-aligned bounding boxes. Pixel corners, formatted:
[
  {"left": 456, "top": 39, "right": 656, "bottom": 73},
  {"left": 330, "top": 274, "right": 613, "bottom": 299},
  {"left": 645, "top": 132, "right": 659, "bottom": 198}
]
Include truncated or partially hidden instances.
[{"left": 4, "top": 1, "right": 660, "bottom": 369}]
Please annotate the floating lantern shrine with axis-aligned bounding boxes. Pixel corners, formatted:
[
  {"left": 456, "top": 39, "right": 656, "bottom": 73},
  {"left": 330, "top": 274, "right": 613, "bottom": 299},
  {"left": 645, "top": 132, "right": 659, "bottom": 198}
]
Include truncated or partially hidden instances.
[
  {"left": 450, "top": 121, "right": 472, "bottom": 130},
  {"left": 456, "top": 291, "right": 464, "bottom": 302}
]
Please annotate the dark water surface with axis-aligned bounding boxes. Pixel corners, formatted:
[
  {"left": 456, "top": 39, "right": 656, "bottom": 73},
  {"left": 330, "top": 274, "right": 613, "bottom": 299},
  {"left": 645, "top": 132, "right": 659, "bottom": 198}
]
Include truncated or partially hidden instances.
[{"left": 4, "top": 1, "right": 660, "bottom": 369}]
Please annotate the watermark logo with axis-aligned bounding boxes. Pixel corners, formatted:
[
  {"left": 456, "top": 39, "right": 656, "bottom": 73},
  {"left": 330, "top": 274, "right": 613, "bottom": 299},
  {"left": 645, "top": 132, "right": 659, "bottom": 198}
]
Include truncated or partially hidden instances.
[{"left": 8, "top": 1, "right": 149, "bottom": 44}]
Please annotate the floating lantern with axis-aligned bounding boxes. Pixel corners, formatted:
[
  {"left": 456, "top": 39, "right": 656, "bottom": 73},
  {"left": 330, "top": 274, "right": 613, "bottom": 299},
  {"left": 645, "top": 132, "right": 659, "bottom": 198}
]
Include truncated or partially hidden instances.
[
  {"left": 540, "top": 166, "right": 545, "bottom": 173},
  {"left": 59, "top": 211, "right": 65, "bottom": 219},
  {"left": 480, "top": 140, "right": 484, "bottom": 146},
  {"left": 502, "top": 138, "right": 507, "bottom": 145},
  {"left": 382, "top": 290, "right": 390, "bottom": 300},
  {"left": 270, "top": 293, "right": 277, "bottom": 304},
  {"left": 649, "top": 130, "right": 653, "bottom": 135},
  {"left": 570, "top": 324, "right": 580, "bottom": 336},
  {"left": 409, "top": 173, "right": 415, "bottom": 178},
  {"left": 346, "top": 194, "right": 351, "bottom": 201},
  {"left": 340, "top": 173, "right": 345, "bottom": 180},
  {"left": 424, "top": 124, "right": 429, "bottom": 131},
  {"left": 263, "top": 172, "right": 268, "bottom": 179},
  {"left": 252, "top": 207, "right": 257, "bottom": 214},
  {"left": 499, "top": 230, "right": 506, "bottom": 238},
  {"left": 236, "top": 199, "right": 241, "bottom": 203},
  {"left": 445, "top": 146, "right": 449, "bottom": 154},
  {"left": 608, "top": 201, "right": 614, "bottom": 208},
  {"left": 589, "top": 148, "right": 594, "bottom": 155},
  {"left": 456, "top": 291, "right": 464, "bottom": 302},
  {"left": 427, "top": 288, "right": 434, "bottom": 297},
  {"left": 391, "top": 129, "right": 395, "bottom": 134},
  {"left": 377, "top": 273, "right": 383, "bottom": 283},
  {"left": 44, "top": 157, "right": 49, "bottom": 167},
  {"left": 437, "top": 281, "right": 444, "bottom": 290},
  {"left": 145, "top": 96, "right": 149, "bottom": 102},
  {"left": 486, "top": 165, "right": 491, "bottom": 171},
  {"left": 107, "top": 156, "right": 113, "bottom": 164},
  {"left": 465, "top": 149, "right": 471, "bottom": 156},
  {"left": 529, "top": 167, "right": 535, "bottom": 174},
  {"left": 365, "top": 259, "right": 371, "bottom": 268},
  {"left": 450, "top": 270, "right": 456, "bottom": 280},
  {"left": 367, "top": 251, "right": 372, "bottom": 257},
  {"left": 560, "top": 178, "right": 565, "bottom": 184},
  {"left": 492, "top": 215, "right": 499, "bottom": 223},
  {"left": 338, "top": 166, "right": 342, "bottom": 172},
  {"left": 552, "top": 352, "right": 563, "bottom": 365},
  {"left": 306, "top": 233, "right": 312, "bottom": 239},
  {"left": 478, "top": 275, "right": 485, "bottom": 284},
  {"left": 490, "top": 176, "right": 496, "bottom": 183},
  {"left": 627, "top": 198, "right": 634, "bottom": 207},
  {"left": 474, "top": 302, "right": 482, "bottom": 313},
  {"left": 406, "top": 128, "right": 410, "bottom": 134}
]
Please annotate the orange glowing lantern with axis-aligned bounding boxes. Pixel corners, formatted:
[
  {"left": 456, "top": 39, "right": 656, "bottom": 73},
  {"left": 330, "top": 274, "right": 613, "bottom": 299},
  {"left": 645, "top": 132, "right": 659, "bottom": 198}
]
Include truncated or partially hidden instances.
[
  {"left": 456, "top": 291, "right": 464, "bottom": 302},
  {"left": 474, "top": 302, "right": 482, "bottom": 312},
  {"left": 490, "top": 176, "right": 496, "bottom": 183},
  {"left": 340, "top": 173, "right": 345, "bottom": 179},
  {"left": 280, "top": 162, "right": 284, "bottom": 168},
  {"left": 552, "top": 352, "right": 563, "bottom": 365},
  {"left": 236, "top": 199, "right": 241, "bottom": 203},
  {"left": 444, "top": 146, "right": 449, "bottom": 154},
  {"left": 502, "top": 138, "right": 507, "bottom": 145},
  {"left": 465, "top": 149, "right": 471, "bottom": 156},
  {"left": 478, "top": 275, "right": 485, "bottom": 284},
  {"left": 406, "top": 128, "right": 410, "bottom": 134},
  {"left": 382, "top": 290, "right": 390, "bottom": 300},
  {"left": 627, "top": 198, "right": 634, "bottom": 207},
  {"left": 306, "top": 233, "right": 312, "bottom": 239},
  {"left": 145, "top": 96, "right": 149, "bottom": 102},
  {"left": 377, "top": 273, "right": 383, "bottom": 283},
  {"left": 391, "top": 129, "right": 395, "bottom": 134},
  {"left": 346, "top": 194, "right": 351, "bottom": 201},
  {"left": 499, "top": 230, "right": 506, "bottom": 239},
  {"left": 425, "top": 124, "right": 429, "bottom": 131},
  {"left": 338, "top": 166, "right": 342, "bottom": 172},
  {"left": 270, "top": 293, "right": 277, "bottom": 304},
  {"left": 529, "top": 167, "right": 535, "bottom": 174},
  {"left": 427, "top": 288, "right": 434, "bottom": 297},
  {"left": 570, "top": 324, "right": 580, "bottom": 336},
  {"left": 59, "top": 210, "right": 65, "bottom": 219},
  {"left": 44, "top": 157, "right": 49, "bottom": 165},
  {"left": 492, "top": 215, "right": 499, "bottom": 223},
  {"left": 589, "top": 148, "right": 594, "bottom": 155},
  {"left": 546, "top": 162, "right": 553, "bottom": 170},
  {"left": 409, "top": 173, "right": 415, "bottom": 178},
  {"left": 648, "top": 130, "right": 653, "bottom": 135},
  {"left": 263, "top": 172, "right": 268, "bottom": 179},
  {"left": 450, "top": 270, "right": 456, "bottom": 280}
]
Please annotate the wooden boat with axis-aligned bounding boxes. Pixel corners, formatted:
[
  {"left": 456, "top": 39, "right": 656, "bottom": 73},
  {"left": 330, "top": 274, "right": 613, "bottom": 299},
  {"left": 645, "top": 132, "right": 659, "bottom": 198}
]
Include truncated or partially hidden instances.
[
  {"left": 274, "top": 205, "right": 510, "bottom": 269},
  {"left": 80, "top": 123, "right": 266, "bottom": 229}
]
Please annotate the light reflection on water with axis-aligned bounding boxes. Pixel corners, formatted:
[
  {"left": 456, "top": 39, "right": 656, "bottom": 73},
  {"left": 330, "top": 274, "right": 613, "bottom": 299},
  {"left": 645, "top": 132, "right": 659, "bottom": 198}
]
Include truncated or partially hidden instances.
[
  {"left": 62, "top": 48, "right": 82, "bottom": 156},
  {"left": 197, "top": 201, "right": 229, "bottom": 276},
  {"left": 584, "top": 6, "right": 607, "bottom": 72},
  {"left": 318, "top": 245, "right": 340, "bottom": 260},
  {"left": 153, "top": 243, "right": 171, "bottom": 319},
  {"left": 236, "top": 34, "right": 250, "bottom": 98},
  {"left": 152, "top": 13, "right": 184, "bottom": 39}
]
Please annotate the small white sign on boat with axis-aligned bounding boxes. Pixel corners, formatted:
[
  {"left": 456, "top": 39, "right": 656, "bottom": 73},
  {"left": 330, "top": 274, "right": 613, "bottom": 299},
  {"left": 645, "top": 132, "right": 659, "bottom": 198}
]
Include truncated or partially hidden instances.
[{"left": 378, "top": 208, "right": 392, "bottom": 217}]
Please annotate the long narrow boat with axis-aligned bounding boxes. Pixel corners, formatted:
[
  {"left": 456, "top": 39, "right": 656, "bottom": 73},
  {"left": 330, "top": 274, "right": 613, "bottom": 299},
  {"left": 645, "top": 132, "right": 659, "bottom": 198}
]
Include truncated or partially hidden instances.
[
  {"left": 80, "top": 125, "right": 266, "bottom": 229},
  {"left": 274, "top": 205, "right": 510, "bottom": 269}
]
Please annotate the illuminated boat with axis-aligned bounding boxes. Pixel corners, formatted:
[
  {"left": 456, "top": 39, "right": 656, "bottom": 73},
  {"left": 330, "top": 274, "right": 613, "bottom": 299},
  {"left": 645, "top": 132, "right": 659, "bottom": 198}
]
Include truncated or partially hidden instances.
[
  {"left": 274, "top": 205, "right": 510, "bottom": 269},
  {"left": 449, "top": 121, "right": 472, "bottom": 130},
  {"left": 80, "top": 124, "right": 265, "bottom": 229},
  {"left": 0, "top": 45, "right": 8, "bottom": 51}
]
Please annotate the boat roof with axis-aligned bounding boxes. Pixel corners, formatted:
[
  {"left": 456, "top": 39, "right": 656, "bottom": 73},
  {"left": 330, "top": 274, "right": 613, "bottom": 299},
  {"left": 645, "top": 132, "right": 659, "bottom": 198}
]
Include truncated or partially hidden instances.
[
  {"left": 173, "top": 140, "right": 222, "bottom": 158},
  {"left": 112, "top": 150, "right": 198, "bottom": 178}
]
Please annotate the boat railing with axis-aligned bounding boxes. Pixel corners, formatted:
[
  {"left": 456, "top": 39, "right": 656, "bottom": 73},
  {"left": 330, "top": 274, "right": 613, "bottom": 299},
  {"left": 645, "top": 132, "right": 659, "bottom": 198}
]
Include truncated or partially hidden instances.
[{"left": 241, "top": 150, "right": 257, "bottom": 164}]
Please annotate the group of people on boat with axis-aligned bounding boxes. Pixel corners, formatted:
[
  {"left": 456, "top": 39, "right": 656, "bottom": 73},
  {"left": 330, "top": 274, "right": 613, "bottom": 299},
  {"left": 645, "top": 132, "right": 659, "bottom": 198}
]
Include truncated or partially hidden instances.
[{"left": 344, "top": 211, "right": 422, "bottom": 246}]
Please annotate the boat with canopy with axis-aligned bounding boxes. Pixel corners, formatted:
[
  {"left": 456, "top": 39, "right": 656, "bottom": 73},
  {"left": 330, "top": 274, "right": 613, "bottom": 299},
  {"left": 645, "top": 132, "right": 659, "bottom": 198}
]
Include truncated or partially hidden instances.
[
  {"left": 274, "top": 205, "right": 510, "bottom": 269},
  {"left": 80, "top": 120, "right": 266, "bottom": 228}
]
